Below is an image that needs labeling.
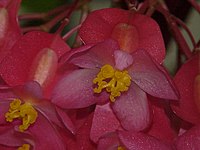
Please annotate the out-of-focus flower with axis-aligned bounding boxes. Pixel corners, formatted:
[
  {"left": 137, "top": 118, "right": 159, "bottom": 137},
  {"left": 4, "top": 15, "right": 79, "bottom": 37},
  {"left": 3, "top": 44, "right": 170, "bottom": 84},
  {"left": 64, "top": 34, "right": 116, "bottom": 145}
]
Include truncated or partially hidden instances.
[
  {"left": 52, "top": 39, "right": 178, "bottom": 132},
  {"left": 79, "top": 8, "right": 166, "bottom": 63},
  {"left": 171, "top": 53, "right": 200, "bottom": 124},
  {"left": 0, "top": 31, "right": 70, "bottom": 98},
  {"left": 0, "top": 81, "right": 74, "bottom": 150},
  {"left": 0, "top": 0, "right": 22, "bottom": 62}
]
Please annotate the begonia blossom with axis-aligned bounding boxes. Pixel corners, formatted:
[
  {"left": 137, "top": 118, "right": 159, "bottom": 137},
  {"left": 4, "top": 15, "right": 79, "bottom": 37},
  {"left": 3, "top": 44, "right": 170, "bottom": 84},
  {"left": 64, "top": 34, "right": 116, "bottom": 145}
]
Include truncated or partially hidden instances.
[{"left": 52, "top": 39, "right": 178, "bottom": 132}]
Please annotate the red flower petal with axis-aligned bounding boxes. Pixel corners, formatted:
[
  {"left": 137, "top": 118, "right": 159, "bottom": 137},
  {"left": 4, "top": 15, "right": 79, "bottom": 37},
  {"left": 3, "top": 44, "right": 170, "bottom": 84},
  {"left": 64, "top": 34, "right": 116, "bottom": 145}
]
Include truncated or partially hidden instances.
[
  {"left": 90, "top": 103, "right": 121, "bottom": 143},
  {"left": 118, "top": 130, "right": 173, "bottom": 150},
  {"left": 175, "top": 125, "right": 200, "bottom": 150},
  {"left": 55, "top": 106, "right": 76, "bottom": 135},
  {"left": 129, "top": 49, "right": 179, "bottom": 100},
  {"left": 0, "top": 31, "right": 70, "bottom": 87},
  {"left": 97, "top": 132, "right": 120, "bottom": 150},
  {"left": 52, "top": 69, "right": 108, "bottom": 109},
  {"left": 171, "top": 54, "right": 200, "bottom": 124},
  {"left": 79, "top": 8, "right": 165, "bottom": 63},
  {"left": 147, "top": 98, "right": 177, "bottom": 143},
  {"left": 28, "top": 113, "right": 66, "bottom": 150},
  {"left": 112, "top": 83, "right": 151, "bottom": 131},
  {"left": 0, "top": 0, "right": 21, "bottom": 62}
]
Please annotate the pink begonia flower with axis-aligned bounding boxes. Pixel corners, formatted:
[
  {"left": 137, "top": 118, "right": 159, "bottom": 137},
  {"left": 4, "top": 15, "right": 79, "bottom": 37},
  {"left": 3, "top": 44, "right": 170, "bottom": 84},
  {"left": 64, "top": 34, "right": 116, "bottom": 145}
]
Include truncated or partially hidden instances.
[
  {"left": 0, "top": 30, "right": 74, "bottom": 149},
  {"left": 52, "top": 39, "right": 179, "bottom": 132},
  {"left": 0, "top": 81, "right": 74, "bottom": 150},
  {"left": 79, "top": 8, "right": 166, "bottom": 64},
  {"left": 171, "top": 53, "right": 200, "bottom": 124},
  {"left": 0, "top": 0, "right": 22, "bottom": 63},
  {"left": 0, "top": 30, "right": 70, "bottom": 98}
]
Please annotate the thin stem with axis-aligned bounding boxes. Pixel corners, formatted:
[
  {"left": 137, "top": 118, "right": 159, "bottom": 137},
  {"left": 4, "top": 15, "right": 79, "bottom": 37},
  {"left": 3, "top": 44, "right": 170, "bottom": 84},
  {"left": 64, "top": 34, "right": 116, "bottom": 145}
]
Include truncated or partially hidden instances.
[
  {"left": 19, "top": 4, "right": 69, "bottom": 21},
  {"left": 156, "top": 5, "right": 193, "bottom": 59},
  {"left": 62, "top": 24, "right": 82, "bottom": 41},
  {"left": 171, "top": 15, "right": 196, "bottom": 49},
  {"left": 188, "top": 0, "right": 200, "bottom": 13}
]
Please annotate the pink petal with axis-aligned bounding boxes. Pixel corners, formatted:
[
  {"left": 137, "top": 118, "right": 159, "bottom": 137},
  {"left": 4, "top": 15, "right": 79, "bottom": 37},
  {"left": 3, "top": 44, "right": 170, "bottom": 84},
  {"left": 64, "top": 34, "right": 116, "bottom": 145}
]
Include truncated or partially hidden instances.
[
  {"left": 97, "top": 132, "right": 120, "bottom": 150},
  {"left": 175, "top": 125, "right": 200, "bottom": 150},
  {"left": 0, "top": 100, "right": 11, "bottom": 124},
  {"left": 90, "top": 103, "right": 121, "bottom": 143},
  {"left": 79, "top": 8, "right": 165, "bottom": 63},
  {"left": 29, "top": 113, "right": 66, "bottom": 150},
  {"left": 112, "top": 83, "right": 151, "bottom": 131},
  {"left": 118, "top": 130, "right": 173, "bottom": 150},
  {"left": 56, "top": 106, "right": 76, "bottom": 135},
  {"left": 0, "top": 31, "right": 70, "bottom": 86},
  {"left": 52, "top": 69, "right": 108, "bottom": 109},
  {"left": 171, "top": 54, "right": 200, "bottom": 124},
  {"left": 0, "top": 126, "right": 27, "bottom": 147},
  {"left": 64, "top": 113, "right": 97, "bottom": 150},
  {"left": 69, "top": 39, "right": 119, "bottom": 68},
  {"left": 147, "top": 98, "right": 177, "bottom": 143},
  {"left": 129, "top": 49, "right": 179, "bottom": 100},
  {"left": 114, "top": 50, "right": 133, "bottom": 70}
]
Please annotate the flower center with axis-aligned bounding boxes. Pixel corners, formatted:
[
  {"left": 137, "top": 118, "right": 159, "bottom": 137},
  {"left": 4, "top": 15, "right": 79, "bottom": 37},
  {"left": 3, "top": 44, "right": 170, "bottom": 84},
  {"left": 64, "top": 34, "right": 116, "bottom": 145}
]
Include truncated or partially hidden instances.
[
  {"left": 5, "top": 99, "right": 38, "bottom": 132},
  {"left": 93, "top": 64, "right": 131, "bottom": 102},
  {"left": 18, "top": 144, "right": 30, "bottom": 150}
]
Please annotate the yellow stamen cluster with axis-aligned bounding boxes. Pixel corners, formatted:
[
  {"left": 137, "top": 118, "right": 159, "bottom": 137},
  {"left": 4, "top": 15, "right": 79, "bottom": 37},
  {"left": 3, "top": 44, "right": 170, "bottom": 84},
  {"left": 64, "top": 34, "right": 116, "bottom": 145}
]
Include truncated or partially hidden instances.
[
  {"left": 5, "top": 99, "right": 38, "bottom": 132},
  {"left": 93, "top": 64, "right": 131, "bottom": 102},
  {"left": 18, "top": 144, "right": 30, "bottom": 150}
]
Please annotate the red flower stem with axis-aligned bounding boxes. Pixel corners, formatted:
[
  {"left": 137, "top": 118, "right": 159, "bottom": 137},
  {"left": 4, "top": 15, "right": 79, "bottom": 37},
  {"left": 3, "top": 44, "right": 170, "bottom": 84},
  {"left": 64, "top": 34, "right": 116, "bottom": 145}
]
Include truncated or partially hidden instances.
[
  {"left": 72, "top": 4, "right": 89, "bottom": 47},
  {"left": 62, "top": 24, "right": 82, "bottom": 41},
  {"left": 156, "top": 6, "right": 193, "bottom": 59},
  {"left": 19, "top": 4, "right": 69, "bottom": 21},
  {"left": 171, "top": 15, "right": 196, "bottom": 49},
  {"left": 138, "top": 0, "right": 150, "bottom": 14},
  {"left": 188, "top": 0, "right": 200, "bottom": 13},
  {"left": 21, "top": 0, "right": 79, "bottom": 33},
  {"left": 54, "top": 18, "right": 69, "bottom": 35},
  {"left": 44, "top": 0, "right": 79, "bottom": 32}
]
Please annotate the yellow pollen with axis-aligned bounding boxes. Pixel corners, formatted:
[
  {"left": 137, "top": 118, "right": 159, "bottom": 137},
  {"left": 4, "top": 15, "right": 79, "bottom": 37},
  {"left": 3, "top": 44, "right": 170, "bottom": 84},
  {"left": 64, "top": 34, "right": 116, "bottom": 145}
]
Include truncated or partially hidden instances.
[
  {"left": 18, "top": 144, "right": 30, "bottom": 150},
  {"left": 5, "top": 99, "right": 38, "bottom": 132},
  {"left": 93, "top": 64, "right": 131, "bottom": 102},
  {"left": 117, "top": 146, "right": 126, "bottom": 150}
]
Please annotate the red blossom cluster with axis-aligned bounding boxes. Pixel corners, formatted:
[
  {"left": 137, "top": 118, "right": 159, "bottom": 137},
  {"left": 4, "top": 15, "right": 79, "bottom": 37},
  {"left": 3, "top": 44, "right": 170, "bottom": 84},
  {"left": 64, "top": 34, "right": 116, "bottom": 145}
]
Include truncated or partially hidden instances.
[{"left": 0, "top": 0, "right": 199, "bottom": 150}]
